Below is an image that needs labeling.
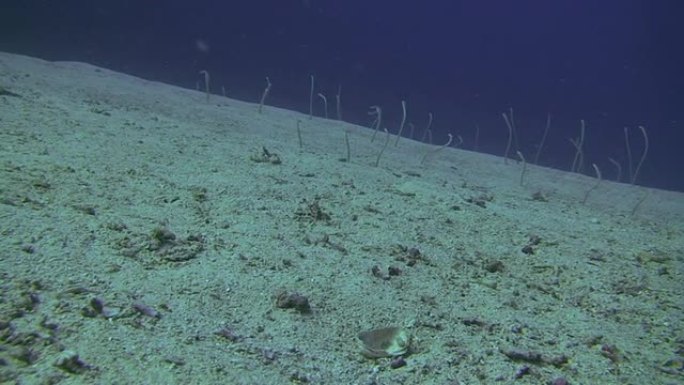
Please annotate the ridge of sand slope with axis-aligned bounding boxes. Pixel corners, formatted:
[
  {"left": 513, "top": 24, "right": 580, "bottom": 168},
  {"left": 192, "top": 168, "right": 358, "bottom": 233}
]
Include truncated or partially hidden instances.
[{"left": 1, "top": 52, "right": 682, "bottom": 385}]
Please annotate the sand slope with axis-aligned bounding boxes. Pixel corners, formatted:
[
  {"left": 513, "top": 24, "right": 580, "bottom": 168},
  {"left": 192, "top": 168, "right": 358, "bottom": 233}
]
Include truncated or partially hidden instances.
[{"left": 0, "top": 52, "right": 682, "bottom": 385}]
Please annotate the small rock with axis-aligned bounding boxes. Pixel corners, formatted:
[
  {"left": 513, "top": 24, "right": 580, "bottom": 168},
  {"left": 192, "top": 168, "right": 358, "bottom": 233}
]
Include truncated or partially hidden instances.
[
  {"left": 275, "top": 291, "right": 311, "bottom": 314},
  {"left": 54, "top": 350, "right": 91, "bottom": 374},
  {"left": 390, "top": 356, "right": 407, "bottom": 369}
]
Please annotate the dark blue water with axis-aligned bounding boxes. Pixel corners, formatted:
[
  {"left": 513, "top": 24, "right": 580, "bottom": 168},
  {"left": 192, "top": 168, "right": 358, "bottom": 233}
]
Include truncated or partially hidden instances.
[{"left": 2, "top": 0, "right": 682, "bottom": 191}]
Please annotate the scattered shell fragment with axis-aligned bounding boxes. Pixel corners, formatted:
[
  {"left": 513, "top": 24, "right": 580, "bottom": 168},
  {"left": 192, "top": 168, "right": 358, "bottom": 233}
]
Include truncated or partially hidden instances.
[{"left": 357, "top": 326, "right": 411, "bottom": 358}]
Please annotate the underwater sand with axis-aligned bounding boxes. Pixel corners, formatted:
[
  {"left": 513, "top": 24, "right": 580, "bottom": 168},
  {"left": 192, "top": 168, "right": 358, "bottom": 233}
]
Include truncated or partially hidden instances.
[{"left": 0, "top": 51, "right": 682, "bottom": 385}]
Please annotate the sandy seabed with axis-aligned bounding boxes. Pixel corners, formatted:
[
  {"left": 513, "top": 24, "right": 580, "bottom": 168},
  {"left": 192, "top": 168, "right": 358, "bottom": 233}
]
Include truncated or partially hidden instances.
[{"left": 0, "top": 52, "right": 682, "bottom": 385}]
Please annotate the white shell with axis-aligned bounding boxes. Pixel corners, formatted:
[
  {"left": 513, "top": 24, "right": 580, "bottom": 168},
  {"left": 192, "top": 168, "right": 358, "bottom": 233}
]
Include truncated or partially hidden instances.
[{"left": 357, "top": 326, "right": 411, "bottom": 358}]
